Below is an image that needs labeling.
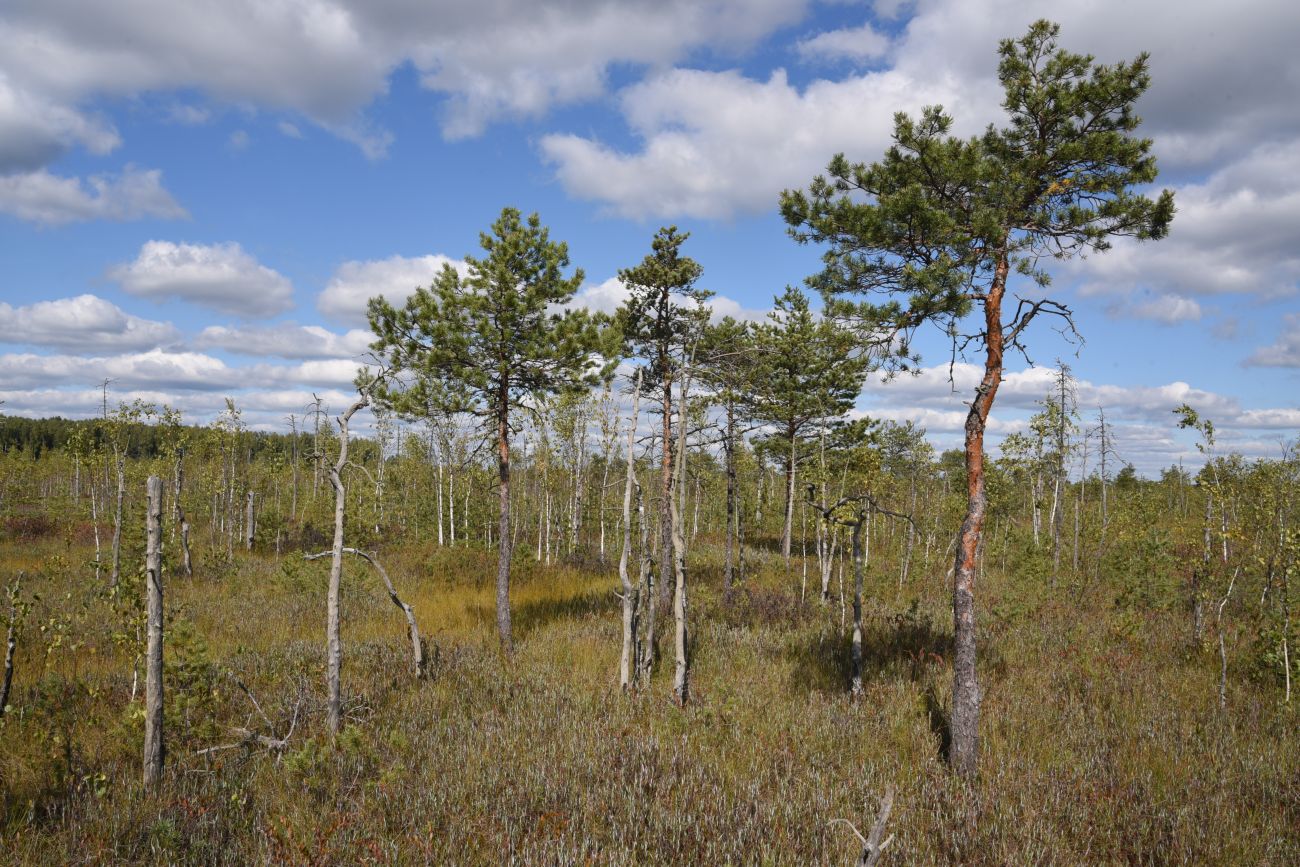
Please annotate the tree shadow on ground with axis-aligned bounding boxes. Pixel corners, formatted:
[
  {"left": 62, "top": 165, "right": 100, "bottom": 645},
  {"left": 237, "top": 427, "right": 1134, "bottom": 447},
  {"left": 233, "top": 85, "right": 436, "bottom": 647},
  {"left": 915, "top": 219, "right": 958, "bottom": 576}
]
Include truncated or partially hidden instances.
[
  {"left": 785, "top": 602, "right": 951, "bottom": 697},
  {"left": 924, "top": 683, "right": 953, "bottom": 764},
  {"left": 785, "top": 606, "right": 955, "bottom": 763},
  {"left": 468, "top": 588, "right": 618, "bottom": 641}
]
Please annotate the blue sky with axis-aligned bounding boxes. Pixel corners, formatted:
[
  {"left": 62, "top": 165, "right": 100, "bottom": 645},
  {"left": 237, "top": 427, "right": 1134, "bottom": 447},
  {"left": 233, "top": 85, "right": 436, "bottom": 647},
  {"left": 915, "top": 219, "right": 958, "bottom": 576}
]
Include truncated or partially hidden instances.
[{"left": 1, "top": 0, "right": 1297, "bottom": 474}]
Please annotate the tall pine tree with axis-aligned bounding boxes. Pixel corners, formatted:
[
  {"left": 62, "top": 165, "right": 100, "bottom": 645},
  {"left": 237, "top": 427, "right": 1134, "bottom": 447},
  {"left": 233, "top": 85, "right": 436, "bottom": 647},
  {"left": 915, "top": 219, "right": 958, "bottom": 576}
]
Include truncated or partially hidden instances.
[
  {"left": 367, "top": 207, "right": 611, "bottom": 654},
  {"left": 616, "top": 226, "right": 709, "bottom": 686},
  {"left": 748, "top": 286, "right": 869, "bottom": 565},
  {"left": 781, "top": 20, "right": 1174, "bottom": 776}
]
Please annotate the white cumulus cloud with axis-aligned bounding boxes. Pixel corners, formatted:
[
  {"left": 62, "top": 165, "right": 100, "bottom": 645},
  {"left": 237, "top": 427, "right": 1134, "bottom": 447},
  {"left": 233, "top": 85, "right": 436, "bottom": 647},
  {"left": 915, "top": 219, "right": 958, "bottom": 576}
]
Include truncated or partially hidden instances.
[
  {"left": 0, "top": 0, "right": 810, "bottom": 166},
  {"left": 541, "top": 66, "right": 974, "bottom": 219},
  {"left": 0, "top": 166, "right": 186, "bottom": 225},
  {"left": 196, "top": 323, "right": 373, "bottom": 360},
  {"left": 1247, "top": 314, "right": 1300, "bottom": 368},
  {"left": 0, "top": 294, "right": 179, "bottom": 352},
  {"left": 109, "top": 241, "right": 294, "bottom": 318},
  {"left": 795, "top": 22, "right": 891, "bottom": 64},
  {"left": 318, "top": 254, "right": 466, "bottom": 326}
]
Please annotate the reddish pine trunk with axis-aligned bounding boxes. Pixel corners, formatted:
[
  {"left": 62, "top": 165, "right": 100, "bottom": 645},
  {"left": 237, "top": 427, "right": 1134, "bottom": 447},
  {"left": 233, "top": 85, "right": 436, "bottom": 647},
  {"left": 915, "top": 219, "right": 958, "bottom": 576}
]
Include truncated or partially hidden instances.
[{"left": 950, "top": 252, "right": 1008, "bottom": 778}]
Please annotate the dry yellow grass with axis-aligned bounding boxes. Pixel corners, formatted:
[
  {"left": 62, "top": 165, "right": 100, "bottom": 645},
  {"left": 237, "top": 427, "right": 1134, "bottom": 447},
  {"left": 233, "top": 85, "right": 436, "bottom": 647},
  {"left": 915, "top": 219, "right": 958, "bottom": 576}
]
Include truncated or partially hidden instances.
[{"left": 1, "top": 531, "right": 1297, "bottom": 864}]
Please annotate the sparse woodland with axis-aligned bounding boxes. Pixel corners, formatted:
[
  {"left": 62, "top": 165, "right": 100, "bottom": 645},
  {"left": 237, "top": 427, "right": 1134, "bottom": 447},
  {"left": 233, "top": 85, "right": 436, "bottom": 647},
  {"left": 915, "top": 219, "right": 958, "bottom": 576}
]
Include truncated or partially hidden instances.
[{"left": 0, "top": 21, "right": 1296, "bottom": 865}]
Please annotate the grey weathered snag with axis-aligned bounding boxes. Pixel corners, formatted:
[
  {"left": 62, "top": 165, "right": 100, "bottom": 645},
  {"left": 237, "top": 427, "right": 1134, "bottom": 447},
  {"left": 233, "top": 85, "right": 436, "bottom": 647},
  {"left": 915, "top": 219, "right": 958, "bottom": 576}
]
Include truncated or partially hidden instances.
[
  {"left": 0, "top": 571, "right": 22, "bottom": 719},
  {"left": 245, "top": 490, "right": 256, "bottom": 552},
  {"left": 197, "top": 678, "right": 302, "bottom": 756},
  {"left": 635, "top": 475, "right": 655, "bottom": 690},
  {"left": 831, "top": 785, "right": 895, "bottom": 866},
  {"left": 618, "top": 371, "right": 642, "bottom": 690},
  {"left": 324, "top": 392, "right": 369, "bottom": 734},
  {"left": 143, "top": 474, "right": 164, "bottom": 789},
  {"left": 174, "top": 452, "right": 192, "bottom": 577},
  {"left": 670, "top": 365, "right": 693, "bottom": 705},
  {"left": 109, "top": 445, "right": 125, "bottom": 587},
  {"left": 305, "top": 547, "right": 426, "bottom": 679}
]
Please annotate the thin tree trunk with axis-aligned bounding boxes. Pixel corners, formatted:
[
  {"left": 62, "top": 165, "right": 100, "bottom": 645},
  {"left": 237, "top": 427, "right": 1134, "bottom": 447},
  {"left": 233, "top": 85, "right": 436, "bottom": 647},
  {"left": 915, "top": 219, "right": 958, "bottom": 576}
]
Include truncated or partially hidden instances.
[
  {"left": 90, "top": 480, "right": 102, "bottom": 582},
  {"left": 670, "top": 370, "right": 692, "bottom": 705},
  {"left": 326, "top": 394, "right": 368, "bottom": 734},
  {"left": 900, "top": 469, "right": 916, "bottom": 590},
  {"left": 110, "top": 446, "right": 124, "bottom": 587},
  {"left": 450, "top": 464, "right": 458, "bottom": 545},
  {"left": 636, "top": 469, "right": 656, "bottom": 689},
  {"left": 308, "top": 547, "right": 425, "bottom": 678},
  {"left": 245, "top": 490, "right": 256, "bottom": 552},
  {"left": 1217, "top": 568, "right": 1237, "bottom": 711},
  {"left": 783, "top": 429, "right": 796, "bottom": 564},
  {"left": 1050, "top": 477, "right": 1061, "bottom": 583},
  {"left": 289, "top": 414, "right": 299, "bottom": 522},
  {"left": 724, "top": 402, "right": 737, "bottom": 593},
  {"left": 619, "top": 372, "right": 641, "bottom": 690},
  {"left": 1195, "top": 493, "right": 1212, "bottom": 643},
  {"left": 143, "top": 475, "right": 164, "bottom": 789},
  {"left": 175, "top": 455, "right": 192, "bottom": 578},
  {"left": 496, "top": 396, "right": 514, "bottom": 655},
  {"left": 0, "top": 572, "right": 21, "bottom": 720},
  {"left": 437, "top": 451, "right": 445, "bottom": 546},
  {"left": 599, "top": 446, "right": 612, "bottom": 563},
  {"left": 950, "top": 252, "right": 1008, "bottom": 779},
  {"left": 850, "top": 518, "right": 865, "bottom": 697},
  {"left": 660, "top": 376, "right": 674, "bottom": 617}
]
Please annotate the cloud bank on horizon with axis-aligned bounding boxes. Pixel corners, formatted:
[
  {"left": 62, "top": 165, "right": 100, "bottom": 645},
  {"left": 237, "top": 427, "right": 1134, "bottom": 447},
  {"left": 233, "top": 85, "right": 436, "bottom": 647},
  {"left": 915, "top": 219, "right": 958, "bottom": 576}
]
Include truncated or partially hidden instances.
[{"left": 0, "top": 0, "right": 1297, "bottom": 473}]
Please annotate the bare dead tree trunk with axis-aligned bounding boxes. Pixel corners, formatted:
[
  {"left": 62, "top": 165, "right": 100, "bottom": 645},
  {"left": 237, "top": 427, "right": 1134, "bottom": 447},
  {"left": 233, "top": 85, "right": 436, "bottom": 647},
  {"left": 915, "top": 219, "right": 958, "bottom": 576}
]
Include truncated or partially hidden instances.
[
  {"left": 571, "top": 407, "right": 587, "bottom": 552},
  {"left": 288, "top": 414, "right": 299, "bottom": 522},
  {"left": 245, "top": 490, "right": 256, "bottom": 552},
  {"left": 636, "top": 473, "right": 656, "bottom": 690},
  {"left": 307, "top": 547, "right": 425, "bottom": 678},
  {"left": 619, "top": 372, "right": 642, "bottom": 690},
  {"left": 660, "top": 374, "right": 674, "bottom": 619},
  {"left": 850, "top": 518, "right": 865, "bottom": 696},
  {"left": 599, "top": 447, "right": 612, "bottom": 563},
  {"left": 327, "top": 393, "right": 369, "bottom": 734},
  {"left": 110, "top": 445, "right": 124, "bottom": 587},
  {"left": 831, "top": 786, "right": 895, "bottom": 867},
  {"left": 1051, "top": 365, "right": 1068, "bottom": 583},
  {"left": 174, "top": 454, "right": 192, "bottom": 578},
  {"left": 670, "top": 369, "right": 692, "bottom": 706},
  {"left": 724, "top": 400, "right": 737, "bottom": 593},
  {"left": 90, "top": 480, "right": 102, "bottom": 582},
  {"left": 143, "top": 475, "right": 164, "bottom": 789},
  {"left": 1098, "top": 407, "right": 1110, "bottom": 543},
  {"left": 0, "top": 571, "right": 22, "bottom": 720}
]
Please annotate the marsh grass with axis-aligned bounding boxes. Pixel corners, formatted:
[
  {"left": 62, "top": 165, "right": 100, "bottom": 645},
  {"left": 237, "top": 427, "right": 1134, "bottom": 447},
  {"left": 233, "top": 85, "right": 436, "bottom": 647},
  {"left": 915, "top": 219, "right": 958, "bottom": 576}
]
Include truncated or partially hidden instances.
[{"left": 1, "top": 534, "right": 1296, "bottom": 864}]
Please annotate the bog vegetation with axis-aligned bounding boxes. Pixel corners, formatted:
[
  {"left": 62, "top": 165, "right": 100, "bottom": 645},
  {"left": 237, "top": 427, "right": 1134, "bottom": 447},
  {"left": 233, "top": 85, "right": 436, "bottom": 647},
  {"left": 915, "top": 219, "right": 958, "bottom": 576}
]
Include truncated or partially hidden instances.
[{"left": 1, "top": 21, "right": 1296, "bottom": 865}]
